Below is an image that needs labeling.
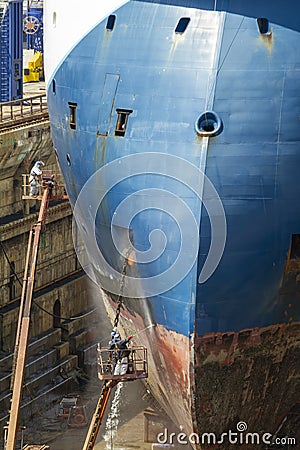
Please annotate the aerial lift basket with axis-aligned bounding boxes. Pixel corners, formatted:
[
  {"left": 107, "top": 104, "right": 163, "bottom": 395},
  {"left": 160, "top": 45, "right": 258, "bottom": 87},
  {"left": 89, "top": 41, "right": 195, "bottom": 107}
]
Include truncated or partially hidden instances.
[
  {"left": 97, "top": 344, "right": 148, "bottom": 382},
  {"left": 22, "top": 170, "right": 68, "bottom": 200}
]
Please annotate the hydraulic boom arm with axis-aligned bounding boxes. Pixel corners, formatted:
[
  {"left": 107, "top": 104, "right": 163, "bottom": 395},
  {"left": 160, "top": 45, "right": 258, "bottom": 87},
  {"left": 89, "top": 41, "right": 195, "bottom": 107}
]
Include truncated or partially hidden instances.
[
  {"left": 5, "top": 187, "right": 50, "bottom": 450},
  {"left": 82, "top": 380, "right": 117, "bottom": 450}
]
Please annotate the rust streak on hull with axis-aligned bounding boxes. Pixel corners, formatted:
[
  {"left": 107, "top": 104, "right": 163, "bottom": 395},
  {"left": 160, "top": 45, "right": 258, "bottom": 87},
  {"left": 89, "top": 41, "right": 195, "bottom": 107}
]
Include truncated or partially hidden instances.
[
  {"left": 194, "top": 322, "right": 300, "bottom": 448},
  {"left": 100, "top": 289, "right": 194, "bottom": 435}
]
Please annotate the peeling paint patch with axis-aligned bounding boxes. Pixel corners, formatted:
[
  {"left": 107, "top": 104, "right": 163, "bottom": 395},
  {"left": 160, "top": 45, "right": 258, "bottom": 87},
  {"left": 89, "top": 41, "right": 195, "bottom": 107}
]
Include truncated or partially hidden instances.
[{"left": 194, "top": 322, "right": 300, "bottom": 443}]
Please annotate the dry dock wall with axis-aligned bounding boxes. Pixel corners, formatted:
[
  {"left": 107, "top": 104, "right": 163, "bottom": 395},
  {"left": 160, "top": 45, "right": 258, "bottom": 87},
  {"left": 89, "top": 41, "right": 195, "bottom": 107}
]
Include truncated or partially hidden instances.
[{"left": 0, "top": 118, "right": 106, "bottom": 434}]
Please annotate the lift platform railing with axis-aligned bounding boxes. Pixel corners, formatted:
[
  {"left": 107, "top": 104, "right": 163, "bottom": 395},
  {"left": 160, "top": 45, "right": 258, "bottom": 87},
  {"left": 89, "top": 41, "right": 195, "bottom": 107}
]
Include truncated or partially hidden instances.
[
  {"left": 97, "top": 344, "right": 148, "bottom": 381},
  {"left": 22, "top": 170, "right": 68, "bottom": 200},
  {"left": 22, "top": 446, "right": 50, "bottom": 450}
]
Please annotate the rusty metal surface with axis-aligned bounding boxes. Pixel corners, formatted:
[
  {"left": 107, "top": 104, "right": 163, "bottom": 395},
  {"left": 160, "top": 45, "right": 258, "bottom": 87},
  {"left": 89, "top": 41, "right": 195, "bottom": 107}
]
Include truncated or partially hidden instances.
[
  {"left": 194, "top": 322, "right": 300, "bottom": 447},
  {"left": 101, "top": 292, "right": 194, "bottom": 436},
  {"left": 97, "top": 285, "right": 300, "bottom": 449}
]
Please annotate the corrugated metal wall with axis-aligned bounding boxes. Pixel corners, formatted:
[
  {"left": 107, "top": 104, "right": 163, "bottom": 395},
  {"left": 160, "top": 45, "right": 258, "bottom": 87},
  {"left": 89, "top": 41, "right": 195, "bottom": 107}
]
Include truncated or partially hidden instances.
[{"left": 0, "top": 0, "right": 22, "bottom": 102}]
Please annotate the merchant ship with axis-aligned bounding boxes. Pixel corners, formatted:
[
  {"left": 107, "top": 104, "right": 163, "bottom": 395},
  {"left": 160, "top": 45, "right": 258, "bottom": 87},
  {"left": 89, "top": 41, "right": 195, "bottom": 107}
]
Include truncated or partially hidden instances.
[{"left": 44, "top": 0, "right": 300, "bottom": 444}]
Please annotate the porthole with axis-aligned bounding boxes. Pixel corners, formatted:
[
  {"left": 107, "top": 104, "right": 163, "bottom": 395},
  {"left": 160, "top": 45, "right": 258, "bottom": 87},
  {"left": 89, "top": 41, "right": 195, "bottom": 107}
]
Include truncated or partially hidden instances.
[{"left": 195, "top": 111, "right": 223, "bottom": 137}]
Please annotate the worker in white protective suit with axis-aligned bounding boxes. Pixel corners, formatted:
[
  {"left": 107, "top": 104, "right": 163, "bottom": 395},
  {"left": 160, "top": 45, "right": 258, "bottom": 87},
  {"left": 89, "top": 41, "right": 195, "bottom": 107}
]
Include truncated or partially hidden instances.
[
  {"left": 113, "top": 335, "right": 133, "bottom": 376},
  {"left": 29, "top": 161, "right": 44, "bottom": 196}
]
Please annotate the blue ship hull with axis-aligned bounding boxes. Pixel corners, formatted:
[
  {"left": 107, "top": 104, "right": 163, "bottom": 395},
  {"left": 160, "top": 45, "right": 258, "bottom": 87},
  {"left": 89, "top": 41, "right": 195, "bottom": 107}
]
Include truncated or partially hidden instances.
[{"left": 46, "top": 0, "right": 300, "bottom": 441}]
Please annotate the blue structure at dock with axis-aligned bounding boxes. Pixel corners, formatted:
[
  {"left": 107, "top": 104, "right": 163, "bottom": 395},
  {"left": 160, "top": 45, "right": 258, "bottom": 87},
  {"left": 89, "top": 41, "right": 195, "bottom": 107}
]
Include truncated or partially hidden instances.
[
  {"left": 0, "top": 0, "right": 22, "bottom": 102},
  {"left": 24, "top": 0, "right": 43, "bottom": 53}
]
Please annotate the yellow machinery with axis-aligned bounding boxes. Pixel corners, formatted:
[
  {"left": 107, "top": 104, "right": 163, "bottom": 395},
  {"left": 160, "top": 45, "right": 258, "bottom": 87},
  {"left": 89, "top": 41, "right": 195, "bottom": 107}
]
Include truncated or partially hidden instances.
[{"left": 24, "top": 51, "right": 43, "bottom": 83}]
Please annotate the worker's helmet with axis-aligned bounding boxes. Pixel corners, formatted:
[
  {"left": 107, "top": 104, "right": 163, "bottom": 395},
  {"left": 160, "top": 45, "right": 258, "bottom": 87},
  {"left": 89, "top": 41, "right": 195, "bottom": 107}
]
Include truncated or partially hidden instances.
[{"left": 36, "top": 161, "right": 45, "bottom": 167}]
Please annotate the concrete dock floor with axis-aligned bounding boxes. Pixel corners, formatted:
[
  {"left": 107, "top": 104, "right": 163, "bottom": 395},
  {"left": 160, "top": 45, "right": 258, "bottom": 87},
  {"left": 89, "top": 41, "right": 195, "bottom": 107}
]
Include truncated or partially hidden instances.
[{"left": 21, "top": 380, "right": 156, "bottom": 450}]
